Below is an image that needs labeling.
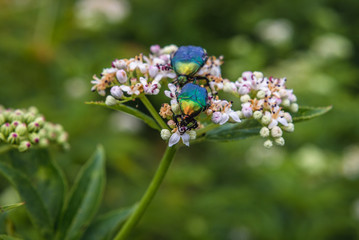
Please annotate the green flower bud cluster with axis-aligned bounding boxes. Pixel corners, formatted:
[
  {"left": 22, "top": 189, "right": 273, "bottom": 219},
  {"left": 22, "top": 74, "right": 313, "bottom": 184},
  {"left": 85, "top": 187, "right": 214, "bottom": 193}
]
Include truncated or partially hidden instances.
[{"left": 0, "top": 105, "right": 69, "bottom": 152}]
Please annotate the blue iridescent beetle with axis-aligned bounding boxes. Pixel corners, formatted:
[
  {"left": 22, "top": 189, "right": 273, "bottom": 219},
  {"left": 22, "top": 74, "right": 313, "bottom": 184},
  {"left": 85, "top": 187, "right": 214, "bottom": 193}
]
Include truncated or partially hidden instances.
[
  {"left": 174, "top": 83, "right": 209, "bottom": 133},
  {"left": 171, "top": 45, "right": 209, "bottom": 87}
]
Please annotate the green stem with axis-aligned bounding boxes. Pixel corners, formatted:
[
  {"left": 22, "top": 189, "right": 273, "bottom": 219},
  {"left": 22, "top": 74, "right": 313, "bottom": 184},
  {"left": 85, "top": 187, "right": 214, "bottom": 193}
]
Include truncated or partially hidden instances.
[
  {"left": 114, "top": 145, "right": 177, "bottom": 240},
  {"left": 139, "top": 95, "right": 169, "bottom": 130}
]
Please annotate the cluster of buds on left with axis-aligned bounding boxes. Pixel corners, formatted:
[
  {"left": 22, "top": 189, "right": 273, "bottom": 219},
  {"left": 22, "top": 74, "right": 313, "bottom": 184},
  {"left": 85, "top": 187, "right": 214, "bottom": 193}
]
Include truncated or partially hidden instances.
[{"left": 0, "top": 106, "right": 69, "bottom": 152}]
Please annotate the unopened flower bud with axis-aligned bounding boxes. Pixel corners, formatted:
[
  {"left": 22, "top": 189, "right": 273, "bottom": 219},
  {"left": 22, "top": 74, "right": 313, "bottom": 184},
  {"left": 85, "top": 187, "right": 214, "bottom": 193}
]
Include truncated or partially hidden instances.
[
  {"left": 57, "top": 132, "right": 69, "bottom": 144},
  {"left": 290, "top": 103, "right": 298, "bottom": 112},
  {"left": 110, "top": 86, "right": 123, "bottom": 99},
  {"left": 274, "top": 137, "right": 285, "bottom": 146},
  {"left": 105, "top": 96, "right": 118, "bottom": 106},
  {"left": 7, "top": 132, "right": 20, "bottom": 144},
  {"left": 112, "top": 59, "right": 127, "bottom": 69},
  {"left": 279, "top": 89, "right": 288, "bottom": 98},
  {"left": 11, "top": 110, "right": 24, "bottom": 121},
  {"left": 167, "top": 120, "right": 176, "bottom": 127},
  {"left": 188, "top": 130, "right": 196, "bottom": 140},
  {"left": 271, "top": 126, "right": 283, "bottom": 138},
  {"left": 240, "top": 94, "right": 251, "bottom": 103},
  {"left": 261, "top": 115, "right": 271, "bottom": 125},
  {"left": 116, "top": 69, "right": 128, "bottom": 84},
  {"left": 161, "top": 129, "right": 171, "bottom": 140},
  {"left": 15, "top": 123, "right": 27, "bottom": 136},
  {"left": 28, "top": 106, "right": 39, "bottom": 114},
  {"left": 1, "top": 123, "right": 13, "bottom": 136},
  {"left": 39, "top": 138, "right": 49, "bottom": 147},
  {"left": 256, "top": 90, "right": 266, "bottom": 99},
  {"left": 281, "top": 99, "right": 290, "bottom": 107},
  {"left": 283, "top": 123, "right": 294, "bottom": 132},
  {"left": 253, "top": 71, "right": 263, "bottom": 79},
  {"left": 35, "top": 116, "right": 45, "bottom": 125},
  {"left": 24, "top": 112, "right": 36, "bottom": 123},
  {"left": 150, "top": 44, "right": 161, "bottom": 54},
  {"left": 171, "top": 103, "right": 180, "bottom": 115},
  {"left": 260, "top": 127, "right": 270, "bottom": 137},
  {"left": 253, "top": 111, "right": 263, "bottom": 120},
  {"left": 28, "top": 121, "right": 41, "bottom": 132},
  {"left": 161, "top": 44, "right": 178, "bottom": 54},
  {"left": 283, "top": 112, "right": 292, "bottom": 123},
  {"left": 29, "top": 133, "right": 40, "bottom": 144},
  {"left": 264, "top": 139, "right": 273, "bottom": 149},
  {"left": 18, "top": 141, "right": 31, "bottom": 152},
  {"left": 11, "top": 120, "right": 22, "bottom": 128}
]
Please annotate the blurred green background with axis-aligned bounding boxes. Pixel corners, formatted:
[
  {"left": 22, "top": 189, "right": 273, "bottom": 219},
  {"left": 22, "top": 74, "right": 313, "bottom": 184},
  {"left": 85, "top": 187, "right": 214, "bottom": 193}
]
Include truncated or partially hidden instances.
[{"left": 1, "top": 0, "right": 359, "bottom": 239}]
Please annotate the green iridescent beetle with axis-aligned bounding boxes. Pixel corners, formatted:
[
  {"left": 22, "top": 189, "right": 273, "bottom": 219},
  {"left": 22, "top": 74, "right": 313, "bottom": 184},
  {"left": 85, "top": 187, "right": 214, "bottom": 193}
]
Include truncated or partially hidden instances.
[
  {"left": 171, "top": 45, "right": 208, "bottom": 86},
  {"left": 174, "top": 83, "right": 209, "bottom": 133}
]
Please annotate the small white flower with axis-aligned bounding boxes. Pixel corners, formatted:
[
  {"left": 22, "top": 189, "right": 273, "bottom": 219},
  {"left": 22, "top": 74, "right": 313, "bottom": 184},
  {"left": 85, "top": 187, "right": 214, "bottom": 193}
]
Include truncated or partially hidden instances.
[
  {"left": 128, "top": 58, "right": 148, "bottom": 74},
  {"left": 105, "top": 95, "right": 117, "bottom": 106},
  {"left": 140, "top": 77, "right": 161, "bottom": 95},
  {"left": 168, "top": 130, "right": 190, "bottom": 147},
  {"left": 256, "top": 90, "right": 266, "bottom": 99},
  {"left": 241, "top": 102, "right": 253, "bottom": 118},
  {"left": 274, "top": 137, "right": 285, "bottom": 146},
  {"left": 112, "top": 59, "right": 127, "bottom": 69},
  {"left": 110, "top": 86, "right": 123, "bottom": 99},
  {"left": 148, "top": 65, "right": 159, "bottom": 78},
  {"left": 153, "top": 70, "right": 176, "bottom": 82},
  {"left": 253, "top": 111, "right": 263, "bottom": 120},
  {"left": 240, "top": 94, "right": 251, "bottom": 103},
  {"left": 260, "top": 127, "right": 270, "bottom": 137},
  {"left": 223, "top": 80, "right": 237, "bottom": 93},
  {"left": 116, "top": 69, "right": 128, "bottom": 83},
  {"left": 164, "top": 83, "right": 178, "bottom": 105},
  {"left": 160, "top": 44, "right": 178, "bottom": 54},
  {"left": 161, "top": 129, "right": 171, "bottom": 140},
  {"left": 261, "top": 113, "right": 272, "bottom": 125},
  {"left": 290, "top": 103, "right": 299, "bottom": 112},
  {"left": 271, "top": 126, "right": 283, "bottom": 138},
  {"left": 283, "top": 123, "right": 294, "bottom": 132},
  {"left": 211, "top": 111, "right": 222, "bottom": 124},
  {"left": 120, "top": 83, "right": 142, "bottom": 96},
  {"left": 150, "top": 44, "right": 161, "bottom": 54},
  {"left": 264, "top": 139, "right": 273, "bottom": 149}
]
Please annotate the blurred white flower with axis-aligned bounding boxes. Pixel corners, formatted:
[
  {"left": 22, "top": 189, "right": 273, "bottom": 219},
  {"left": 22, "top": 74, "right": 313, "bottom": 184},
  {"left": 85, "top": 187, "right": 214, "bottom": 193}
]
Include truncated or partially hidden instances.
[
  {"left": 256, "top": 19, "right": 293, "bottom": 46},
  {"left": 75, "top": 0, "right": 130, "bottom": 29},
  {"left": 311, "top": 33, "right": 353, "bottom": 59},
  {"left": 342, "top": 145, "right": 359, "bottom": 180},
  {"left": 65, "top": 77, "right": 87, "bottom": 99}
]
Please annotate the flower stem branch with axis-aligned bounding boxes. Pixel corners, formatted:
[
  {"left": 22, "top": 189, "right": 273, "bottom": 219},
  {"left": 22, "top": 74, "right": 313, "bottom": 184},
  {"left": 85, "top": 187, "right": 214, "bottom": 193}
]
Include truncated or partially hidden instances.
[
  {"left": 139, "top": 95, "right": 169, "bottom": 130},
  {"left": 196, "top": 123, "right": 221, "bottom": 136},
  {"left": 114, "top": 145, "right": 177, "bottom": 240}
]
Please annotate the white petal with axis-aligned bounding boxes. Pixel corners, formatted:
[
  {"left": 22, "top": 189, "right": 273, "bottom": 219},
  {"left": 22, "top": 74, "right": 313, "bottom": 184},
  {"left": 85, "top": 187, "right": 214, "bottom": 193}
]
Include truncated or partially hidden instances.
[
  {"left": 139, "top": 77, "right": 147, "bottom": 85},
  {"left": 219, "top": 113, "right": 229, "bottom": 125},
  {"left": 229, "top": 111, "right": 241, "bottom": 122},
  {"left": 164, "top": 90, "right": 172, "bottom": 98},
  {"left": 181, "top": 133, "right": 190, "bottom": 147},
  {"left": 168, "top": 132, "right": 180, "bottom": 147},
  {"left": 166, "top": 73, "right": 177, "bottom": 79},
  {"left": 278, "top": 117, "right": 288, "bottom": 126},
  {"left": 268, "top": 119, "right": 278, "bottom": 129},
  {"left": 168, "top": 83, "right": 176, "bottom": 92},
  {"left": 120, "top": 85, "right": 131, "bottom": 92}
]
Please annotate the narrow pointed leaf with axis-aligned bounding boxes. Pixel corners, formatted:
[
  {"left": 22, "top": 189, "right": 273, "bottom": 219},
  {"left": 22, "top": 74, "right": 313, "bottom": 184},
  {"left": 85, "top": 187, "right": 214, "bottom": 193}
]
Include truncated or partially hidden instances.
[
  {"left": 81, "top": 205, "right": 136, "bottom": 240},
  {"left": 205, "top": 105, "right": 332, "bottom": 141},
  {"left": 0, "top": 202, "right": 24, "bottom": 213},
  {"left": 86, "top": 101, "right": 161, "bottom": 131},
  {"left": 56, "top": 146, "right": 105, "bottom": 240},
  {"left": 291, "top": 105, "right": 332, "bottom": 122},
  {"left": 7, "top": 149, "right": 66, "bottom": 227},
  {"left": 0, "top": 162, "right": 53, "bottom": 238}
]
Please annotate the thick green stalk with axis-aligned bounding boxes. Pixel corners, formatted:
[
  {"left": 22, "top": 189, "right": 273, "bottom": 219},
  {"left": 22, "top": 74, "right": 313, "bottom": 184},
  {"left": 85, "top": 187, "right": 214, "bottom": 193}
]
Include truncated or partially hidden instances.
[
  {"left": 114, "top": 145, "right": 177, "bottom": 240},
  {"left": 139, "top": 95, "right": 169, "bottom": 130}
]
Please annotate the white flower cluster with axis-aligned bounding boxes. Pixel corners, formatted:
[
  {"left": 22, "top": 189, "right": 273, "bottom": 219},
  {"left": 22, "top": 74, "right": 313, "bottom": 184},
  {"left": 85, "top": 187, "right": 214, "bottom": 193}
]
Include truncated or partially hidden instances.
[
  {"left": 91, "top": 44, "right": 177, "bottom": 100},
  {"left": 233, "top": 71, "right": 298, "bottom": 148},
  {"left": 91, "top": 45, "right": 299, "bottom": 148}
]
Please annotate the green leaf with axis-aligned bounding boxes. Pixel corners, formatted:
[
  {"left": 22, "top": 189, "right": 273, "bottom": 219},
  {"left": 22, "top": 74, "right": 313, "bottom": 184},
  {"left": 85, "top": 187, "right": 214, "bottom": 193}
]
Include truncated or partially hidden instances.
[
  {"left": 0, "top": 202, "right": 24, "bottom": 213},
  {"left": 81, "top": 205, "right": 136, "bottom": 240},
  {"left": 86, "top": 101, "right": 161, "bottom": 131},
  {"left": 205, "top": 105, "right": 332, "bottom": 142},
  {"left": 0, "top": 162, "right": 53, "bottom": 238},
  {"left": 0, "top": 235, "right": 23, "bottom": 240},
  {"left": 7, "top": 149, "right": 66, "bottom": 228},
  {"left": 56, "top": 145, "right": 106, "bottom": 240},
  {"left": 291, "top": 105, "right": 332, "bottom": 122}
]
